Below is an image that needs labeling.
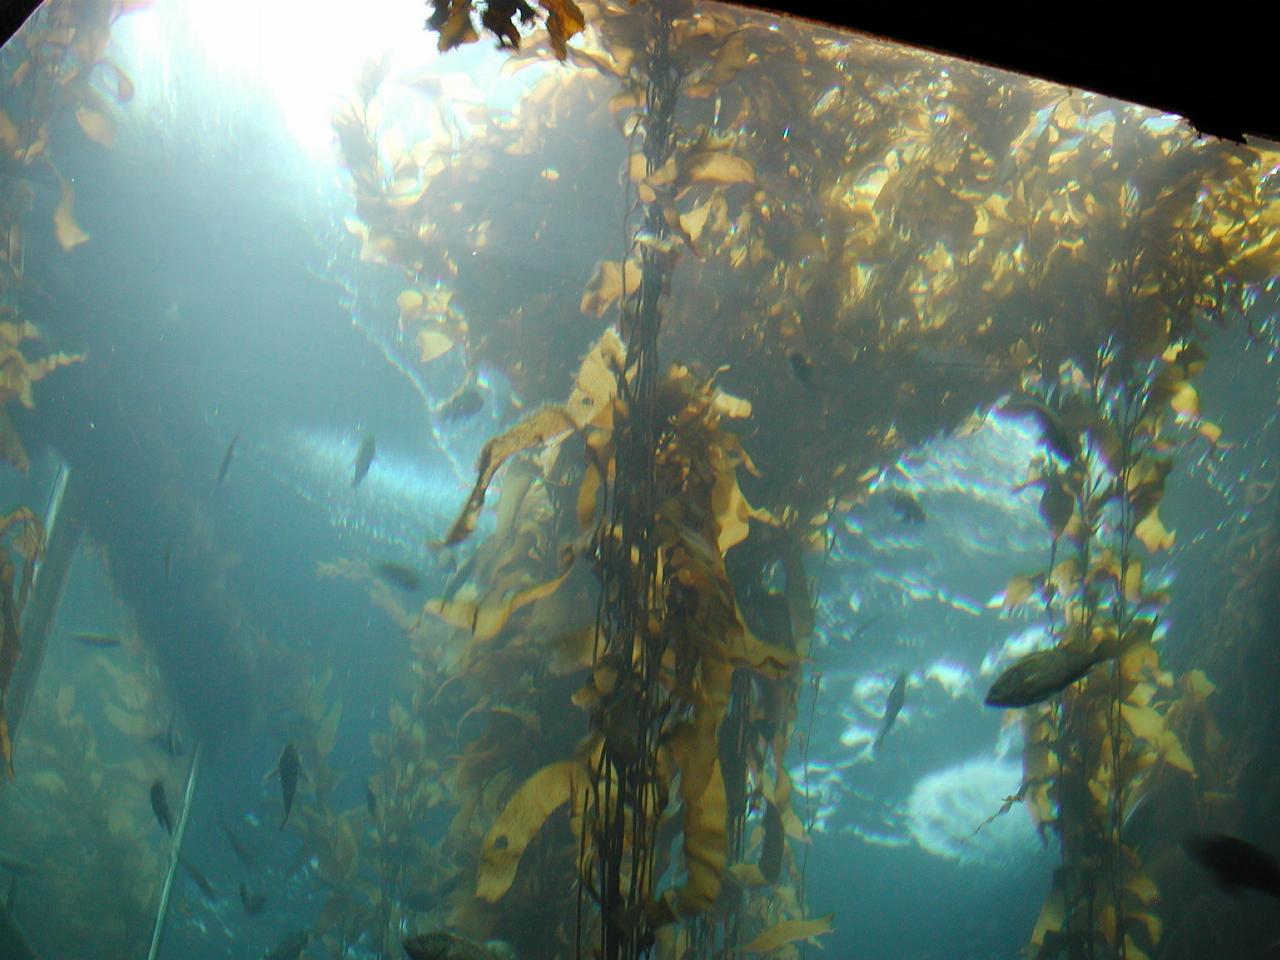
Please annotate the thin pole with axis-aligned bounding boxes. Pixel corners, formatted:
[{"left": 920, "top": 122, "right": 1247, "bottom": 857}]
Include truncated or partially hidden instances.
[{"left": 146, "top": 743, "right": 202, "bottom": 960}]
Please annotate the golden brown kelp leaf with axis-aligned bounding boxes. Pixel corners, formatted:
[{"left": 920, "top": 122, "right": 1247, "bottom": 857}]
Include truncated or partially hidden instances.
[
  {"left": 424, "top": 564, "right": 575, "bottom": 642},
  {"left": 53, "top": 174, "right": 90, "bottom": 250},
  {"left": 580, "top": 259, "right": 639, "bottom": 318},
  {"left": 741, "top": 914, "right": 834, "bottom": 953},
  {"left": 439, "top": 405, "right": 576, "bottom": 545},
  {"left": 0, "top": 408, "right": 28, "bottom": 472},
  {"left": 683, "top": 150, "right": 755, "bottom": 187},
  {"left": 476, "top": 758, "right": 587, "bottom": 902},
  {"left": 75, "top": 103, "right": 116, "bottom": 148},
  {"left": 651, "top": 727, "right": 728, "bottom": 923},
  {"left": 541, "top": 0, "right": 586, "bottom": 59},
  {"left": 0, "top": 320, "right": 85, "bottom": 409},
  {"left": 429, "top": 0, "right": 480, "bottom": 51},
  {"left": 0, "top": 709, "right": 12, "bottom": 779}
]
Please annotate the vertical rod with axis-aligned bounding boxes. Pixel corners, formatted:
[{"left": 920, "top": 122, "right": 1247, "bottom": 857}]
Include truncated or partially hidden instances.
[
  {"left": 146, "top": 742, "right": 202, "bottom": 960},
  {"left": 9, "top": 454, "right": 81, "bottom": 739}
]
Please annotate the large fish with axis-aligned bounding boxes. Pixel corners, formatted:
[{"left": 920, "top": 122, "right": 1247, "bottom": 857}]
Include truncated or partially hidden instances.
[
  {"left": 1000, "top": 396, "right": 1079, "bottom": 464},
  {"left": 873, "top": 671, "right": 908, "bottom": 751},
  {"left": 278, "top": 742, "right": 301, "bottom": 829},
  {"left": 150, "top": 779, "right": 174, "bottom": 834},
  {"left": 1184, "top": 834, "right": 1280, "bottom": 900},
  {"left": 352, "top": 433, "right": 376, "bottom": 489},
  {"left": 404, "top": 932, "right": 503, "bottom": 960},
  {"left": 984, "top": 630, "right": 1142, "bottom": 708}
]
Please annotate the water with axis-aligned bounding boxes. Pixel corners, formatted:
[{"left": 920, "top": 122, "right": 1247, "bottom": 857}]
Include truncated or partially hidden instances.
[{"left": 0, "top": 1, "right": 1278, "bottom": 959}]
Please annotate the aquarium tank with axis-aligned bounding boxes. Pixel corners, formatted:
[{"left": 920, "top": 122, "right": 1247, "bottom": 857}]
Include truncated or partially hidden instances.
[{"left": 0, "top": 0, "right": 1277, "bottom": 958}]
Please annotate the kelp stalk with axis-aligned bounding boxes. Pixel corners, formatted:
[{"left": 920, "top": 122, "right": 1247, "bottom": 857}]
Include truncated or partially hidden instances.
[{"left": 587, "top": 4, "right": 683, "bottom": 960}]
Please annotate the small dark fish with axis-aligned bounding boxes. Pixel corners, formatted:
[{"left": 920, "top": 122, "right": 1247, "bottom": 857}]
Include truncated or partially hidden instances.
[
  {"left": 215, "top": 432, "right": 239, "bottom": 487},
  {"left": 365, "top": 780, "right": 378, "bottom": 819},
  {"left": 0, "top": 851, "right": 36, "bottom": 877},
  {"left": 69, "top": 631, "right": 123, "bottom": 648},
  {"left": 179, "top": 857, "right": 217, "bottom": 902},
  {"left": 150, "top": 712, "right": 185, "bottom": 757},
  {"left": 278, "top": 742, "right": 301, "bottom": 829},
  {"left": 376, "top": 561, "right": 422, "bottom": 593},
  {"left": 352, "top": 433, "right": 376, "bottom": 489},
  {"left": 239, "top": 881, "right": 267, "bottom": 916},
  {"left": 889, "top": 491, "right": 926, "bottom": 525},
  {"left": 874, "top": 671, "right": 908, "bottom": 751},
  {"left": 787, "top": 350, "right": 814, "bottom": 385},
  {"left": 263, "top": 930, "right": 310, "bottom": 960},
  {"left": 438, "top": 381, "right": 485, "bottom": 422},
  {"left": 220, "top": 821, "right": 256, "bottom": 866},
  {"left": 985, "top": 632, "right": 1139, "bottom": 708},
  {"left": 1001, "top": 396, "right": 1079, "bottom": 463},
  {"left": 150, "top": 779, "right": 174, "bottom": 835},
  {"left": 1184, "top": 834, "right": 1280, "bottom": 900},
  {"left": 163, "top": 542, "right": 174, "bottom": 580}
]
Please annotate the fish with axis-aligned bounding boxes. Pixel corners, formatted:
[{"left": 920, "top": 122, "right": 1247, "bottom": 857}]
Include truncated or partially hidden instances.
[
  {"left": 1000, "top": 396, "right": 1079, "bottom": 463},
  {"left": 150, "top": 711, "right": 185, "bottom": 757},
  {"left": 263, "top": 930, "right": 310, "bottom": 960},
  {"left": 352, "top": 433, "right": 376, "bottom": 489},
  {"left": 0, "top": 852, "right": 36, "bottom": 877},
  {"left": 1184, "top": 834, "right": 1280, "bottom": 899},
  {"left": 365, "top": 780, "right": 378, "bottom": 818},
  {"left": 239, "top": 882, "right": 267, "bottom": 916},
  {"left": 278, "top": 742, "right": 301, "bottom": 829},
  {"left": 220, "top": 821, "right": 256, "bottom": 866},
  {"left": 404, "top": 932, "right": 505, "bottom": 960},
  {"left": 787, "top": 350, "right": 814, "bottom": 385},
  {"left": 438, "top": 380, "right": 485, "bottom": 422},
  {"left": 376, "top": 561, "right": 422, "bottom": 592},
  {"left": 150, "top": 779, "right": 174, "bottom": 835},
  {"left": 889, "top": 491, "right": 926, "bottom": 524},
  {"left": 179, "top": 857, "right": 217, "bottom": 902},
  {"left": 984, "top": 628, "right": 1146, "bottom": 708},
  {"left": 69, "top": 631, "right": 122, "bottom": 648},
  {"left": 215, "top": 432, "right": 239, "bottom": 486},
  {"left": 874, "top": 671, "right": 908, "bottom": 751}
]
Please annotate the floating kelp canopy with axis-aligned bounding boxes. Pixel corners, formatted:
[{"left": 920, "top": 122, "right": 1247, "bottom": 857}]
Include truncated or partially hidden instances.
[{"left": 325, "top": 2, "right": 1280, "bottom": 960}]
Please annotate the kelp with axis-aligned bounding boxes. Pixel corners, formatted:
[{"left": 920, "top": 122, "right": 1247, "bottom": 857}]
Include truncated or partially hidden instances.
[
  {"left": 439, "top": 405, "right": 577, "bottom": 545},
  {"left": 1004, "top": 340, "right": 1227, "bottom": 960},
  {"left": 0, "top": 507, "right": 43, "bottom": 779},
  {"left": 740, "top": 913, "right": 834, "bottom": 954},
  {"left": 476, "top": 758, "right": 589, "bottom": 902},
  {"left": 0, "top": 0, "right": 142, "bottom": 473},
  {"left": 324, "top": 2, "right": 1280, "bottom": 957},
  {"left": 426, "top": 0, "right": 585, "bottom": 59}
]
